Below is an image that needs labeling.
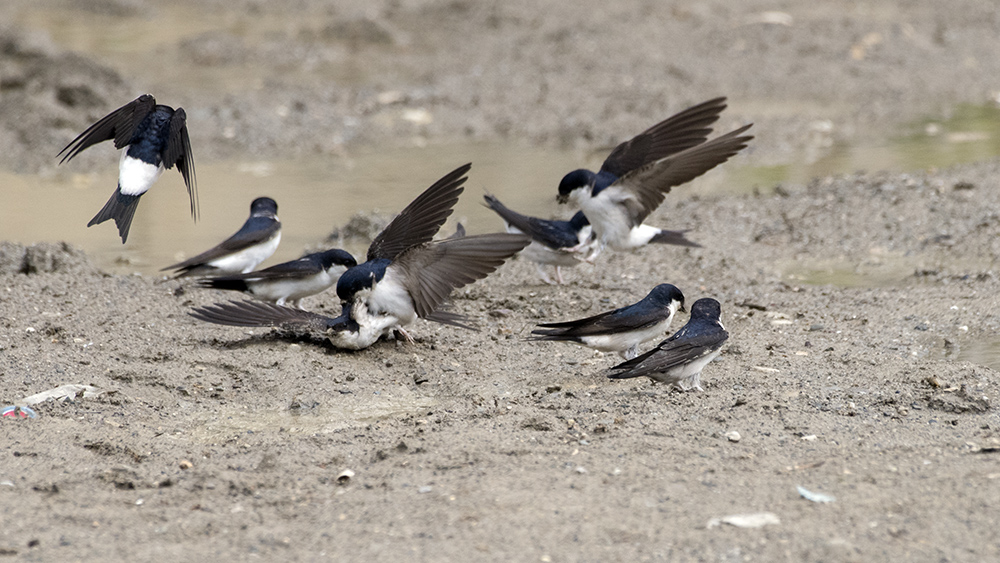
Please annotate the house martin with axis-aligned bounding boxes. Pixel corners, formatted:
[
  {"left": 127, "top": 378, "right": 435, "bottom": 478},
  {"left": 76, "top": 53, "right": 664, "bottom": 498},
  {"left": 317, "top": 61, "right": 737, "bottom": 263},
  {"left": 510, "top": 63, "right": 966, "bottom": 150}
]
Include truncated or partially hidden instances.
[
  {"left": 189, "top": 300, "right": 395, "bottom": 351},
  {"left": 198, "top": 248, "right": 357, "bottom": 308},
  {"left": 531, "top": 283, "right": 685, "bottom": 359},
  {"left": 335, "top": 163, "right": 530, "bottom": 338},
  {"left": 57, "top": 94, "right": 196, "bottom": 243},
  {"left": 163, "top": 197, "right": 281, "bottom": 277},
  {"left": 483, "top": 193, "right": 599, "bottom": 284},
  {"left": 608, "top": 297, "right": 728, "bottom": 391},
  {"left": 556, "top": 97, "right": 752, "bottom": 251}
]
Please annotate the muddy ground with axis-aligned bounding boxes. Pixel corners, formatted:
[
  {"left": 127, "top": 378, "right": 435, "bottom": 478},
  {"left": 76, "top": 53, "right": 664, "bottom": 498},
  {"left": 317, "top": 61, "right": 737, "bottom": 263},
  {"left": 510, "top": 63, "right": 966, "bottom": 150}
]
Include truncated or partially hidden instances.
[{"left": 2, "top": 0, "right": 1000, "bottom": 561}]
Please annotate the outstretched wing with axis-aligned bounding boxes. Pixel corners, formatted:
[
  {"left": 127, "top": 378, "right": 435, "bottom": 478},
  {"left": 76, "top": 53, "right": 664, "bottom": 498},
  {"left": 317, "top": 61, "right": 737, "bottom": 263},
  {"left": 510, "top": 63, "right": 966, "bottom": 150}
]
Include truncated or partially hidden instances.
[
  {"left": 189, "top": 300, "right": 341, "bottom": 331},
  {"left": 57, "top": 94, "right": 156, "bottom": 163},
  {"left": 601, "top": 124, "right": 754, "bottom": 226},
  {"left": 390, "top": 233, "right": 530, "bottom": 320},
  {"left": 600, "top": 97, "right": 727, "bottom": 177},
  {"left": 367, "top": 163, "right": 471, "bottom": 261}
]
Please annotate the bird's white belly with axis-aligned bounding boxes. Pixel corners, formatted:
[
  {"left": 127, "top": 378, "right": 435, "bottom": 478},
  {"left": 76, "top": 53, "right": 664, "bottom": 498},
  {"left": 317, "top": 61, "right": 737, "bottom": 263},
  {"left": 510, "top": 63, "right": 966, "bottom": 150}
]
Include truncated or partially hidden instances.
[
  {"left": 367, "top": 273, "right": 417, "bottom": 326},
  {"left": 626, "top": 224, "right": 662, "bottom": 249},
  {"left": 578, "top": 316, "right": 673, "bottom": 353},
  {"left": 249, "top": 267, "right": 340, "bottom": 305},
  {"left": 208, "top": 233, "right": 281, "bottom": 274},
  {"left": 118, "top": 154, "right": 164, "bottom": 196},
  {"left": 580, "top": 197, "right": 632, "bottom": 250},
  {"left": 664, "top": 348, "right": 722, "bottom": 389}
]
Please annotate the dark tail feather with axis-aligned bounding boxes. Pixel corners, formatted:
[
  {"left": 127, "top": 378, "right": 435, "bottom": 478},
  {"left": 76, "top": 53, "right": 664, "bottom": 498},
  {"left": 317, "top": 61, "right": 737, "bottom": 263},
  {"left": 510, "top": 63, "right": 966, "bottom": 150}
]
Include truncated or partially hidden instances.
[
  {"left": 88, "top": 186, "right": 141, "bottom": 243},
  {"left": 649, "top": 229, "right": 701, "bottom": 247},
  {"left": 198, "top": 278, "right": 251, "bottom": 293}
]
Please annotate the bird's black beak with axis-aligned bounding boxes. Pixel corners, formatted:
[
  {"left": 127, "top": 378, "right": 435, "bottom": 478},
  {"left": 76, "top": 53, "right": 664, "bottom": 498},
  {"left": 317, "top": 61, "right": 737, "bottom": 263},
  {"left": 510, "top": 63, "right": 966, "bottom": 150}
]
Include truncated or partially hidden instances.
[
  {"left": 556, "top": 194, "right": 568, "bottom": 204},
  {"left": 679, "top": 303, "right": 687, "bottom": 314}
]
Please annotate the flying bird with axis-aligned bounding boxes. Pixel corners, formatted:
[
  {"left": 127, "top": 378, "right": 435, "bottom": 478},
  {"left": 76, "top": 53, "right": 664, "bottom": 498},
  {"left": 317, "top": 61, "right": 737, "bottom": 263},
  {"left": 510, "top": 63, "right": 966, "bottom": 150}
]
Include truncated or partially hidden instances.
[
  {"left": 58, "top": 94, "right": 196, "bottom": 243},
  {"left": 163, "top": 197, "right": 281, "bottom": 277},
  {"left": 531, "top": 284, "right": 685, "bottom": 359},
  {"left": 557, "top": 97, "right": 751, "bottom": 251},
  {"left": 483, "top": 193, "right": 599, "bottom": 284},
  {"left": 608, "top": 297, "right": 728, "bottom": 391}
]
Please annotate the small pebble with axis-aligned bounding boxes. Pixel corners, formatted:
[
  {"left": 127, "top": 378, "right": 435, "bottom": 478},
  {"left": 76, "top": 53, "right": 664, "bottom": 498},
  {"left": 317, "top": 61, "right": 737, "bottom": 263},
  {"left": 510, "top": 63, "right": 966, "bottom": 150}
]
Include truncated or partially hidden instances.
[{"left": 726, "top": 431, "right": 741, "bottom": 442}]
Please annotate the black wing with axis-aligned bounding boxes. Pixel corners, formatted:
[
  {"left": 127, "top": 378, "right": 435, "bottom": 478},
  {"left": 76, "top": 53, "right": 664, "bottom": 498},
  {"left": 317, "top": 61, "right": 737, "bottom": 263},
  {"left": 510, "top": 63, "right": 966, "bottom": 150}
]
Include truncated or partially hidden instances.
[
  {"left": 532, "top": 300, "right": 669, "bottom": 338},
  {"left": 600, "top": 97, "right": 727, "bottom": 177},
  {"left": 608, "top": 325, "right": 728, "bottom": 379},
  {"left": 163, "top": 216, "right": 280, "bottom": 273},
  {"left": 201, "top": 255, "right": 322, "bottom": 284},
  {"left": 57, "top": 94, "right": 156, "bottom": 163},
  {"left": 483, "top": 194, "right": 580, "bottom": 250},
  {"left": 607, "top": 124, "right": 754, "bottom": 226},
  {"left": 367, "top": 163, "right": 471, "bottom": 261},
  {"left": 162, "top": 107, "right": 198, "bottom": 219}
]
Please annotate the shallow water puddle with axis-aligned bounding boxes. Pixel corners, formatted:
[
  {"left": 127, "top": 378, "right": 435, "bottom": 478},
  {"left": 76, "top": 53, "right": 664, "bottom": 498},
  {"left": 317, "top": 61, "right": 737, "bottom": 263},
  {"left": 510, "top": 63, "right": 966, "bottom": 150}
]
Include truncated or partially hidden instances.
[
  {"left": 782, "top": 257, "right": 919, "bottom": 288},
  {"left": 941, "top": 338, "right": 1000, "bottom": 372},
  {"left": 0, "top": 143, "right": 584, "bottom": 275},
  {"left": 730, "top": 104, "right": 1000, "bottom": 193},
  {"left": 186, "top": 390, "right": 436, "bottom": 440}
]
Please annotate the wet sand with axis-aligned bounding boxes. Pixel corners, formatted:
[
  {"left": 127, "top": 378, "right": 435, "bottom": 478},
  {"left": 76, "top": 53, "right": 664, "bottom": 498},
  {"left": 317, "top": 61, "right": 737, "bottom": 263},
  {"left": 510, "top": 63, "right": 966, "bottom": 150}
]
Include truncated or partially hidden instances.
[{"left": 2, "top": 1, "right": 1000, "bottom": 561}]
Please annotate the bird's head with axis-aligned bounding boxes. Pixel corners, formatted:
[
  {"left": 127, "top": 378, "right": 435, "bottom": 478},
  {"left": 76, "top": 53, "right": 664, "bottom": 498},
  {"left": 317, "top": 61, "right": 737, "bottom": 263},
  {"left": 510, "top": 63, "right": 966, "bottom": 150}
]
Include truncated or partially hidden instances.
[{"left": 557, "top": 169, "right": 595, "bottom": 204}]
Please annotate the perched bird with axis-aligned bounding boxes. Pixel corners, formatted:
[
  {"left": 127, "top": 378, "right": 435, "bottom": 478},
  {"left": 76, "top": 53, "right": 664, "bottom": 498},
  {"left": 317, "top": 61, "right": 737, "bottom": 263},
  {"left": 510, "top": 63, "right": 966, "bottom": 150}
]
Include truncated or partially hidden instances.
[
  {"left": 189, "top": 300, "right": 395, "bottom": 351},
  {"left": 556, "top": 97, "right": 752, "bottom": 251},
  {"left": 163, "top": 197, "right": 281, "bottom": 277},
  {"left": 483, "top": 193, "right": 599, "bottom": 284},
  {"left": 608, "top": 297, "right": 728, "bottom": 391},
  {"left": 197, "top": 248, "right": 357, "bottom": 308},
  {"left": 57, "top": 94, "right": 196, "bottom": 243},
  {"left": 335, "top": 163, "right": 530, "bottom": 338},
  {"left": 530, "top": 284, "right": 685, "bottom": 359}
]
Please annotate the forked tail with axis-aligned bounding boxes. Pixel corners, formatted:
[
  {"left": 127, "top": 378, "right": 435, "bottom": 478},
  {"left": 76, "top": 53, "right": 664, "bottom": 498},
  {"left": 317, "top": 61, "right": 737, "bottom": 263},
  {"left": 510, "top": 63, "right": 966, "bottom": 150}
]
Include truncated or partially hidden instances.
[{"left": 87, "top": 186, "right": 141, "bottom": 243}]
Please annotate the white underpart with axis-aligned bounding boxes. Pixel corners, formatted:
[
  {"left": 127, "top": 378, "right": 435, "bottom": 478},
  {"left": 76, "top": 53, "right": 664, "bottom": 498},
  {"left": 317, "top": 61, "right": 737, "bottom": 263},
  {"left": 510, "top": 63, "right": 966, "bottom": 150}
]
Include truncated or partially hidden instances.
[
  {"left": 626, "top": 224, "right": 664, "bottom": 248},
  {"left": 118, "top": 153, "right": 164, "bottom": 196},
  {"left": 247, "top": 263, "right": 345, "bottom": 308},
  {"left": 577, "top": 187, "right": 640, "bottom": 251},
  {"left": 576, "top": 300, "right": 680, "bottom": 358},
  {"left": 208, "top": 232, "right": 281, "bottom": 274},
  {"left": 366, "top": 267, "right": 417, "bottom": 326},
  {"left": 667, "top": 348, "right": 722, "bottom": 392},
  {"left": 326, "top": 301, "right": 401, "bottom": 350}
]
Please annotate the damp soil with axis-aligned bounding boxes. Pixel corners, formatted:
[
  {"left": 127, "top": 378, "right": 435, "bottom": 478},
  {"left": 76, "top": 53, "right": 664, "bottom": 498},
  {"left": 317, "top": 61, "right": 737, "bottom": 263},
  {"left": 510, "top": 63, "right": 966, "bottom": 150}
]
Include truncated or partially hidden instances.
[{"left": 2, "top": 1, "right": 1000, "bottom": 561}]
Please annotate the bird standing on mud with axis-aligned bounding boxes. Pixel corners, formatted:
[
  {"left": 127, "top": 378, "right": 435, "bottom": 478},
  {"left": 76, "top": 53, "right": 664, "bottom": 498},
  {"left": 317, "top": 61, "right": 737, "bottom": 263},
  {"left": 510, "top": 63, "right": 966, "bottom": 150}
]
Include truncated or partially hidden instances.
[
  {"left": 163, "top": 197, "right": 282, "bottom": 277},
  {"left": 609, "top": 297, "right": 729, "bottom": 391},
  {"left": 58, "top": 94, "right": 196, "bottom": 243},
  {"left": 197, "top": 248, "right": 356, "bottom": 308},
  {"left": 531, "top": 284, "right": 686, "bottom": 359}
]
